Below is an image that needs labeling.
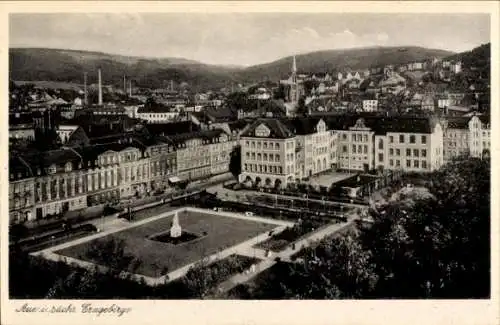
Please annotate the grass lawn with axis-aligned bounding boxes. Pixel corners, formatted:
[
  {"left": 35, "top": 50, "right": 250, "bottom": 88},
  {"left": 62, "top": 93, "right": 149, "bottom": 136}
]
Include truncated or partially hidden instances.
[{"left": 55, "top": 210, "right": 275, "bottom": 277}]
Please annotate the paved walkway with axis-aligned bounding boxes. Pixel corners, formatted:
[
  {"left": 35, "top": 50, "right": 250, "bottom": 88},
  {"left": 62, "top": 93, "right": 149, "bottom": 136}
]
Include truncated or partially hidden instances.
[
  {"left": 208, "top": 184, "right": 368, "bottom": 209},
  {"left": 32, "top": 206, "right": 294, "bottom": 286},
  {"left": 211, "top": 215, "right": 358, "bottom": 296}
]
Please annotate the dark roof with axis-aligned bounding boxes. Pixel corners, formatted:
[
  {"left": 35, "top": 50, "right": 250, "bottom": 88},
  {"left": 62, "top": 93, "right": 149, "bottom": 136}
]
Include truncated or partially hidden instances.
[
  {"left": 446, "top": 117, "right": 470, "bottom": 129},
  {"left": 9, "top": 156, "right": 33, "bottom": 180},
  {"left": 167, "top": 129, "right": 226, "bottom": 145},
  {"left": 284, "top": 117, "right": 324, "bottom": 135},
  {"left": 321, "top": 114, "right": 437, "bottom": 134},
  {"left": 241, "top": 118, "right": 295, "bottom": 139},
  {"left": 76, "top": 142, "right": 143, "bottom": 160},
  {"left": 478, "top": 115, "right": 490, "bottom": 126},
  {"left": 143, "top": 121, "right": 200, "bottom": 136},
  {"left": 227, "top": 119, "right": 252, "bottom": 131},
  {"left": 19, "top": 148, "right": 83, "bottom": 176},
  {"left": 9, "top": 113, "right": 34, "bottom": 126}
]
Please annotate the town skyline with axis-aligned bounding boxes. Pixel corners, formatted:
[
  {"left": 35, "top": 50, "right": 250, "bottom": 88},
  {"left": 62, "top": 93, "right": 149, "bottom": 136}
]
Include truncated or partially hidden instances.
[{"left": 10, "top": 13, "right": 490, "bottom": 66}]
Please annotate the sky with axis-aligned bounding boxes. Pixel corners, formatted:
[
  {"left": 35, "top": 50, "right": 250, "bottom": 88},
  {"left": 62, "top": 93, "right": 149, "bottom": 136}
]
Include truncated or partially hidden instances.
[{"left": 9, "top": 13, "right": 490, "bottom": 67}]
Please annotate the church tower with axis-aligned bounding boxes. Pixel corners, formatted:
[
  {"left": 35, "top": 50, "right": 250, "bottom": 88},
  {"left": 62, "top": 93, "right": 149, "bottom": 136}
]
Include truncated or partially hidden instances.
[
  {"left": 291, "top": 55, "right": 297, "bottom": 83},
  {"left": 289, "top": 55, "right": 299, "bottom": 102}
]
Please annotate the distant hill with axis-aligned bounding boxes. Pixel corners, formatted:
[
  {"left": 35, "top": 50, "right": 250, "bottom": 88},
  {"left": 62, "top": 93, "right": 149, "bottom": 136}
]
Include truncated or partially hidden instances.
[
  {"left": 445, "top": 43, "right": 490, "bottom": 78},
  {"left": 10, "top": 46, "right": 455, "bottom": 90},
  {"left": 9, "top": 48, "right": 241, "bottom": 91},
  {"left": 235, "top": 46, "right": 455, "bottom": 82}
]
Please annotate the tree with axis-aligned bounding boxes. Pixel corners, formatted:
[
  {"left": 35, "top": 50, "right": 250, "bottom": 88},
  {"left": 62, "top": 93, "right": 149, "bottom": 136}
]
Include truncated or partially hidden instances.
[
  {"left": 85, "top": 238, "right": 142, "bottom": 278},
  {"left": 229, "top": 145, "right": 242, "bottom": 179},
  {"left": 296, "top": 96, "right": 307, "bottom": 117}
]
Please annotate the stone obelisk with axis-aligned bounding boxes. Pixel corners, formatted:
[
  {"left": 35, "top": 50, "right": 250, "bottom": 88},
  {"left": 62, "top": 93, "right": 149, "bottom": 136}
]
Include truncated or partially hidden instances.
[{"left": 170, "top": 211, "right": 182, "bottom": 238}]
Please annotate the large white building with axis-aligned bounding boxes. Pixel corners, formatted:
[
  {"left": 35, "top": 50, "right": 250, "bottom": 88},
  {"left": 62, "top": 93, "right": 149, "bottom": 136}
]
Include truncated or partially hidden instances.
[
  {"left": 443, "top": 114, "right": 490, "bottom": 161},
  {"left": 239, "top": 115, "right": 446, "bottom": 188},
  {"left": 330, "top": 115, "right": 444, "bottom": 173}
]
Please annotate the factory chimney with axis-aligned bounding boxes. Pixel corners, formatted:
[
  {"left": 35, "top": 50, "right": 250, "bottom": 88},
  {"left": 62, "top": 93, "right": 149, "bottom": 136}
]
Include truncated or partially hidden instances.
[
  {"left": 83, "top": 72, "right": 88, "bottom": 106},
  {"left": 98, "top": 69, "right": 103, "bottom": 106}
]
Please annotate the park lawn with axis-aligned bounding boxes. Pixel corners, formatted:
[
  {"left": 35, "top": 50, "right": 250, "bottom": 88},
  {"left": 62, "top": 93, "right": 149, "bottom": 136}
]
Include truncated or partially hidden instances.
[{"left": 55, "top": 210, "right": 275, "bottom": 277}]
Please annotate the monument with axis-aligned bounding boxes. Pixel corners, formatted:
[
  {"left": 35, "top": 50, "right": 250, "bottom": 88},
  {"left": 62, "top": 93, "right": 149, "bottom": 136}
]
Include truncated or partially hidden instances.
[{"left": 170, "top": 211, "right": 182, "bottom": 238}]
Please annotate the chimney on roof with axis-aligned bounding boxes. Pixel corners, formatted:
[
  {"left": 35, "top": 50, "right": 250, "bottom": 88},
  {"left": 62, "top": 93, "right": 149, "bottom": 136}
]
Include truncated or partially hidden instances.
[{"left": 98, "top": 69, "right": 103, "bottom": 106}]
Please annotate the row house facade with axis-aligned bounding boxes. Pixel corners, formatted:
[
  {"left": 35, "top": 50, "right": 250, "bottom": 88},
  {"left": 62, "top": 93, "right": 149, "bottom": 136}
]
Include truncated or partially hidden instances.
[
  {"left": 9, "top": 157, "right": 36, "bottom": 224},
  {"left": 171, "top": 130, "right": 232, "bottom": 182},
  {"left": 145, "top": 137, "right": 177, "bottom": 192},
  {"left": 330, "top": 116, "right": 443, "bottom": 173},
  {"left": 27, "top": 149, "right": 89, "bottom": 220},
  {"left": 443, "top": 115, "right": 491, "bottom": 161}
]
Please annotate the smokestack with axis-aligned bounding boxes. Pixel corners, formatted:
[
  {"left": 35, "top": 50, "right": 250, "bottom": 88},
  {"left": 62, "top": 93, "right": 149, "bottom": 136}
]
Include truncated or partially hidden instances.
[
  {"left": 170, "top": 80, "right": 174, "bottom": 92},
  {"left": 129, "top": 80, "right": 132, "bottom": 97},
  {"left": 98, "top": 69, "right": 103, "bottom": 106},
  {"left": 123, "top": 75, "right": 126, "bottom": 94},
  {"left": 83, "top": 72, "right": 88, "bottom": 106}
]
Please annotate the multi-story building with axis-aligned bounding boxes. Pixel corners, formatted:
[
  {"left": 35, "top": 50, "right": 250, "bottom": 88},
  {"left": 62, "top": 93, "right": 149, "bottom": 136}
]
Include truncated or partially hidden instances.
[
  {"left": 9, "top": 157, "right": 36, "bottom": 223},
  {"left": 170, "top": 131, "right": 214, "bottom": 181},
  {"left": 22, "top": 149, "right": 89, "bottom": 220},
  {"left": 115, "top": 140, "right": 151, "bottom": 199},
  {"left": 443, "top": 117, "right": 471, "bottom": 161},
  {"left": 362, "top": 100, "right": 378, "bottom": 112},
  {"left": 442, "top": 114, "right": 490, "bottom": 161},
  {"left": 146, "top": 137, "right": 178, "bottom": 192},
  {"left": 207, "top": 129, "right": 237, "bottom": 176},
  {"left": 239, "top": 117, "right": 335, "bottom": 188},
  {"left": 76, "top": 144, "right": 121, "bottom": 206},
  {"left": 326, "top": 115, "right": 444, "bottom": 173},
  {"left": 136, "top": 105, "right": 181, "bottom": 123}
]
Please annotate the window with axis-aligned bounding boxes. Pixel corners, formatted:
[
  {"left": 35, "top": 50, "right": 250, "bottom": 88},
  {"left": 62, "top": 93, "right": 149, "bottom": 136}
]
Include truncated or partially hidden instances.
[
  {"left": 246, "top": 152, "right": 250, "bottom": 159},
  {"left": 406, "top": 149, "right": 411, "bottom": 156},
  {"left": 276, "top": 155, "right": 280, "bottom": 162},
  {"left": 276, "top": 143, "right": 280, "bottom": 150},
  {"left": 352, "top": 145, "right": 356, "bottom": 153},
  {"left": 378, "top": 153, "right": 384, "bottom": 162},
  {"left": 257, "top": 153, "right": 261, "bottom": 161},
  {"left": 389, "top": 148, "right": 394, "bottom": 155},
  {"left": 342, "top": 145, "right": 347, "bottom": 153},
  {"left": 406, "top": 160, "right": 411, "bottom": 167},
  {"left": 251, "top": 153, "right": 255, "bottom": 160},
  {"left": 270, "top": 143, "right": 274, "bottom": 150},
  {"left": 414, "top": 160, "right": 419, "bottom": 168},
  {"left": 269, "top": 154, "right": 274, "bottom": 161},
  {"left": 413, "top": 149, "right": 419, "bottom": 157},
  {"left": 378, "top": 139, "right": 383, "bottom": 149},
  {"left": 352, "top": 134, "right": 356, "bottom": 142},
  {"left": 251, "top": 141, "right": 255, "bottom": 148},
  {"left": 363, "top": 135, "right": 368, "bottom": 142},
  {"left": 422, "top": 149, "right": 427, "bottom": 157},
  {"left": 399, "top": 135, "right": 405, "bottom": 143},
  {"left": 257, "top": 142, "right": 261, "bottom": 149},
  {"left": 396, "top": 149, "right": 400, "bottom": 156},
  {"left": 389, "top": 136, "right": 394, "bottom": 143},
  {"left": 396, "top": 159, "right": 400, "bottom": 167},
  {"left": 48, "top": 165, "right": 56, "bottom": 174},
  {"left": 422, "top": 161, "right": 427, "bottom": 169},
  {"left": 421, "top": 135, "right": 427, "bottom": 144},
  {"left": 364, "top": 145, "right": 368, "bottom": 154},
  {"left": 410, "top": 135, "right": 416, "bottom": 144},
  {"left": 342, "top": 134, "right": 347, "bottom": 140},
  {"left": 389, "top": 159, "right": 394, "bottom": 167},
  {"left": 263, "top": 142, "right": 268, "bottom": 149}
]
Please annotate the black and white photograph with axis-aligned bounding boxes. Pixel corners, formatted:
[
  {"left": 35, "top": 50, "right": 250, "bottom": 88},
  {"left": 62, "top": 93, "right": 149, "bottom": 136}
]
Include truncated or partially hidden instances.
[{"left": 2, "top": 2, "right": 498, "bottom": 325}]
